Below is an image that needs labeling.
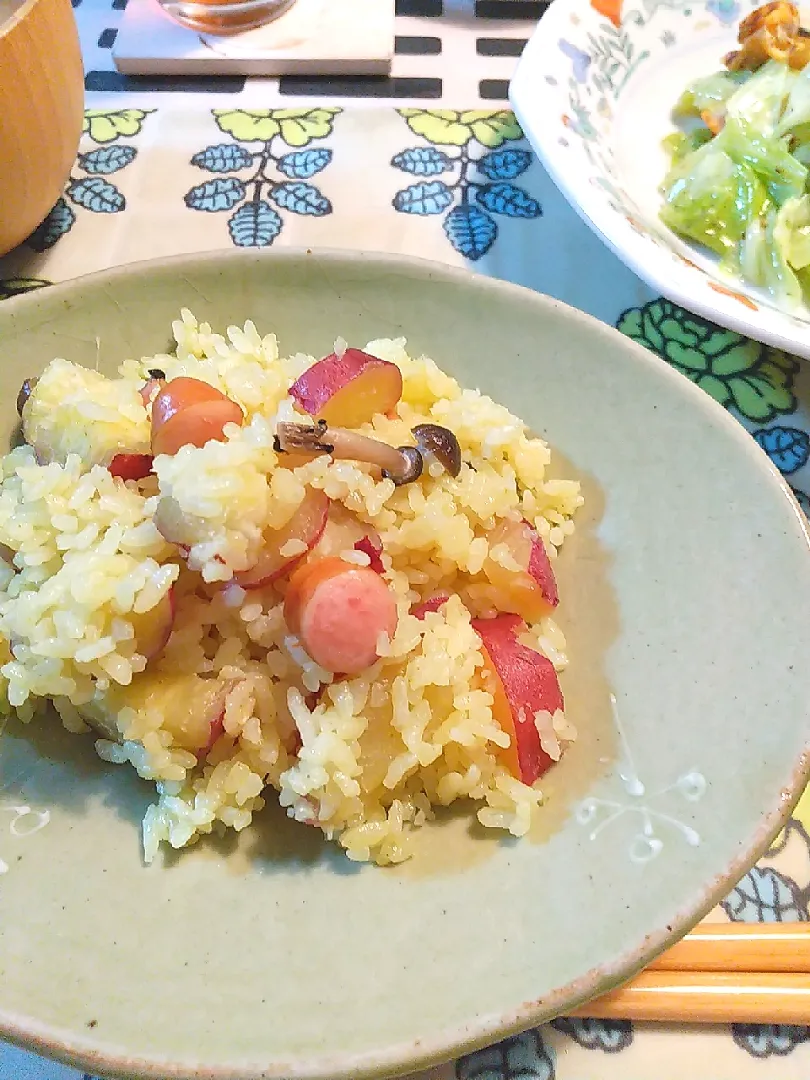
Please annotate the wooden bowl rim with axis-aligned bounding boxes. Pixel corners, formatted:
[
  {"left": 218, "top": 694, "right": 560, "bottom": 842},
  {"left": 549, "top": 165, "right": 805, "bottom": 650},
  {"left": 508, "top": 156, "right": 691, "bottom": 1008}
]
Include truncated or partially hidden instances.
[{"left": 0, "top": 0, "right": 48, "bottom": 41}]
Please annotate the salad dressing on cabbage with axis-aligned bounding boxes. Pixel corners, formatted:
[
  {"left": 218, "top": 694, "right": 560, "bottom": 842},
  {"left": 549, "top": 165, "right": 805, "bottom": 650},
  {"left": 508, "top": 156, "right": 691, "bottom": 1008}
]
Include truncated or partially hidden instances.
[{"left": 660, "top": 2, "right": 810, "bottom": 305}]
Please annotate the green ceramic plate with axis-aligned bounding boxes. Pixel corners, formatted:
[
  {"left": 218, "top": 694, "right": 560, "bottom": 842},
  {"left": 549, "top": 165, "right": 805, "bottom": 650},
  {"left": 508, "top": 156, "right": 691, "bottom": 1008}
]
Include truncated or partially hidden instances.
[{"left": 0, "top": 250, "right": 807, "bottom": 1080}]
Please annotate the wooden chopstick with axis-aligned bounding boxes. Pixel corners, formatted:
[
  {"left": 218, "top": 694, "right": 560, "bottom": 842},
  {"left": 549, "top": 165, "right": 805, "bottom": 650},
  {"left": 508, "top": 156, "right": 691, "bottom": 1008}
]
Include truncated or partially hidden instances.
[
  {"left": 571, "top": 970, "right": 810, "bottom": 1025},
  {"left": 567, "top": 924, "right": 810, "bottom": 1024},
  {"left": 649, "top": 922, "right": 810, "bottom": 973}
]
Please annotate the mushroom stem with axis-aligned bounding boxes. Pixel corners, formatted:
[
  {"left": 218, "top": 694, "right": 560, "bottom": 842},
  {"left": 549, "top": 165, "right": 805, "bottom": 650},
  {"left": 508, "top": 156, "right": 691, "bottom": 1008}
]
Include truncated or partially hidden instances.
[{"left": 275, "top": 421, "right": 423, "bottom": 485}]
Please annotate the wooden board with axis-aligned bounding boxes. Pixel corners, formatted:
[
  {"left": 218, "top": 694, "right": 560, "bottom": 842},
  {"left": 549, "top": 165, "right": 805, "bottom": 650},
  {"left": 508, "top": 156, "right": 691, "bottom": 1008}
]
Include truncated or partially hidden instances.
[{"left": 113, "top": 0, "right": 394, "bottom": 77}]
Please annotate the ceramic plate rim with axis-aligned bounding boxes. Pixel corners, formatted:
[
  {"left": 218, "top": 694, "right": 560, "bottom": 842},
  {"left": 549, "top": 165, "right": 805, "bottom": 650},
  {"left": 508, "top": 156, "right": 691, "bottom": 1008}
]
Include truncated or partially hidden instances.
[
  {"left": 0, "top": 248, "right": 808, "bottom": 1080},
  {"left": 508, "top": 0, "right": 810, "bottom": 360}
]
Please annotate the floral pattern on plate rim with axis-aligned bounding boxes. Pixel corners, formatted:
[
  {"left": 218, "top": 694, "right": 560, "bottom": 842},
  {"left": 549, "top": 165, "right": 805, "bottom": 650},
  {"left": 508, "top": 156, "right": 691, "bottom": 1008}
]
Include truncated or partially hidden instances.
[{"left": 555, "top": 0, "right": 766, "bottom": 310}]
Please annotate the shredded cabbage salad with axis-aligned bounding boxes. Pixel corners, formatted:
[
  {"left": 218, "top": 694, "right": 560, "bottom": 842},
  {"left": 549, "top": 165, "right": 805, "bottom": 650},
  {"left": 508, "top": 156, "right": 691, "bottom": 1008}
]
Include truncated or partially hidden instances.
[{"left": 660, "top": 59, "right": 810, "bottom": 307}]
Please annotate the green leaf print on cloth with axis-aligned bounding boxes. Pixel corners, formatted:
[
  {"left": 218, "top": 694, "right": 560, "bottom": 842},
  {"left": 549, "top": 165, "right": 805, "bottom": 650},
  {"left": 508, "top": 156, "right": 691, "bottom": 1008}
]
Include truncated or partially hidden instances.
[
  {"left": 83, "top": 109, "right": 152, "bottom": 144},
  {"left": 213, "top": 108, "right": 339, "bottom": 147},
  {"left": 399, "top": 109, "right": 523, "bottom": 148},
  {"left": 617, "top": 298, "right": 799, "bottom": 422}
]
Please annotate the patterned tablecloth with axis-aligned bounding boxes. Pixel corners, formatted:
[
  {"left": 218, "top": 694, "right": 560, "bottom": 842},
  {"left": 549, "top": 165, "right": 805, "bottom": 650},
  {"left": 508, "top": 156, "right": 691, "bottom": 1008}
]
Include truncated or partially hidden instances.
[{"left": 1, "top": 76, "right": 809, "bottom": 1080}]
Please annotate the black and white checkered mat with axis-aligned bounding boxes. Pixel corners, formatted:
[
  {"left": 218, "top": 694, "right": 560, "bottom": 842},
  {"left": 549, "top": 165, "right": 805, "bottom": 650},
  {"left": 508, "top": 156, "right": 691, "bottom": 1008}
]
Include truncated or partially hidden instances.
[{"left": 76, "top": 0, "right": 547, "bottom": 103}]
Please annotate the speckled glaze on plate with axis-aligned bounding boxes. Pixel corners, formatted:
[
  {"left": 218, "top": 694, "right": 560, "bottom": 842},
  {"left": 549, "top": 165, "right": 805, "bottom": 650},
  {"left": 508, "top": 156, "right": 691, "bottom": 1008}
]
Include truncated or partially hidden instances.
[
  {"left": 0, "top": 249, "right": 807, "bottom": 1080},
  {"left": 509, "top": 0, "right": 810, "bottom": 359}
]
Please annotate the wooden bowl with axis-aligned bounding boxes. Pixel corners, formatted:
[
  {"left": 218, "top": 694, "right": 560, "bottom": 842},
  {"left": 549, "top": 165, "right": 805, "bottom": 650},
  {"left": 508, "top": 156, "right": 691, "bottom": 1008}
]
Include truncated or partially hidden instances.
[{"left": 0, "top": 0, "right": 83, "bottom": 257}]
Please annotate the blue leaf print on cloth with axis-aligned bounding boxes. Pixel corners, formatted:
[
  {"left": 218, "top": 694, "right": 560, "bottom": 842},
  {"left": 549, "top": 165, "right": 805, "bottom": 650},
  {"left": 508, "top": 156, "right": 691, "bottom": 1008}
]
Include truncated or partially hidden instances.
[
  {"left": 476, "top": 182, "right": 542, "bottom": 219},
  {"left": 732, "top": 1024, "right": 810, "bottom": 1057},
  {"left": 791, "top": 486, "right": 810, "bottom": 516},
  {"left": 187, "top": 110, "right": 338, "bottom": 248},
  {"left": 753, "top": 425, "right": 810, "bottom": 474},
  {"left": 551, "top": 1017, "right": 633, "bottom": 1052},
  {"left": 394, "top": 181, "right": 455, "bottom": 215},
  {"left": 191, "top": 143, "right": 253, "bottom": 173},
  {"left": 67, "top": 178, "right": 125, "bottom": 213},
  {"left": 28, "top": 198, "right": 76, "bottom": 251},
  {"left": 185, "top": 178, "right": 246, "bottom": 212},
  {"left": 25, "top": 109, "right": 149, "bottom": 252},
  {"left": 391, "top": 146, "right": 454, "bottom": 176},
  {"left": 721, "top": 865, "right": 809, "bottom": 922},
  {"left": 477, "top": 148, "right": 533, "bottom": 181},
  {"left": 271, "top": 182, "right": 331, "bottom": 216},
  {"left": 276, "top": 148, "right": 333, "bottom": 179},
  {"left": 443, "top": 205, "right": 498, "bottom": 260},
  {"left": 456, "top": 1030, "right": 555, "bottom": 1080},
  {"left": 228, "top": 201, "right": 283, "bottom": 247},
  {"left": 78, "top": 145, "right": 137, "bottom": 175},
  {"left": 391, "top": 112, "right": 541, "bottom": 261}
]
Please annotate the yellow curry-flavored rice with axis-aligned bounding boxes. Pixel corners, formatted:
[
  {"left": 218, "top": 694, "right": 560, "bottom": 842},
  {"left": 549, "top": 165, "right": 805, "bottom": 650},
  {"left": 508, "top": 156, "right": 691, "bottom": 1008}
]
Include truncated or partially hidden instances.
[{"left": 0, "top": 312, "right": 582, "bottom": 865}]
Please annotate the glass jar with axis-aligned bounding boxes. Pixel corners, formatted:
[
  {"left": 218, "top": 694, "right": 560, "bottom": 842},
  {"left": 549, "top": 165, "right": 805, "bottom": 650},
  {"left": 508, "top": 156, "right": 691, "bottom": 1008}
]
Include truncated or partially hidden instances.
[{"left": 157, "top": 0, "right": 296, "bottom": 34}]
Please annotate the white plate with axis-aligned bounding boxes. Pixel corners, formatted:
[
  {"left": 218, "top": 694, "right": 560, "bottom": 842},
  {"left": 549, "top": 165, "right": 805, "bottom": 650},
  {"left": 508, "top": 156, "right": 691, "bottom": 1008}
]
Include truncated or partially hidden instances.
[{"left": 509, "top": 0, "right": 810, "bottom": 358}]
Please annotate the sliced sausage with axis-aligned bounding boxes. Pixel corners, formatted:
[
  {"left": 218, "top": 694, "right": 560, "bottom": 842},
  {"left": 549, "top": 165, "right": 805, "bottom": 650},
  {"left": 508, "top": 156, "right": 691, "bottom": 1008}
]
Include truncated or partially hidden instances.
[
  {"left": 151, "top": 378, "right": 243, "bottom": 457},
  {"left": 284, "top": 557, "right": 397, "bottom": 674}
]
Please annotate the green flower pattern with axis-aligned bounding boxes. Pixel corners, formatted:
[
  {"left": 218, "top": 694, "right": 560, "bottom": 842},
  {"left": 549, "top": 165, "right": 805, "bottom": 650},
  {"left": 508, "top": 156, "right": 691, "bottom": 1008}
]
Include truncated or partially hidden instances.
[
  {"left": 213, "top": 107, "right": 339, "bottom": 145},
  {"left": 28, "top": 110, "right": 153, "bottom": 252},
  {"left": 83, "top": 109, "right": 153, "bottom": 144},
  {"left": 616, "top": 297, "right": 810, "bottom": 514},
  {"left": 617, "top": 299, "right": 799, "bottom": 422},
  {"left": 399, "top": 109, "right": 524, "bottom": 148}
]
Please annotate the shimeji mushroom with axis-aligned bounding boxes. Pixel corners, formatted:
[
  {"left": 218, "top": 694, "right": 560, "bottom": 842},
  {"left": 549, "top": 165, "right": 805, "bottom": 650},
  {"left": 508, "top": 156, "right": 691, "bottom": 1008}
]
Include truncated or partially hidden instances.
[{"left": 274, "top": 421, "right": 424, "bottom": 486}]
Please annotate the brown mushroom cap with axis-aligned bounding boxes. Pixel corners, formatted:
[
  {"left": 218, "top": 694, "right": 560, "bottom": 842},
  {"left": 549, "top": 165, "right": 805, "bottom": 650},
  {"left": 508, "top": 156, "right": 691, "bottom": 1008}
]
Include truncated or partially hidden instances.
[
  {"left": 412, "top": 423, "right": 462, "bottom": 478},
  {"left": 16, "top": 378, "right": 38, "bottom": 418}
]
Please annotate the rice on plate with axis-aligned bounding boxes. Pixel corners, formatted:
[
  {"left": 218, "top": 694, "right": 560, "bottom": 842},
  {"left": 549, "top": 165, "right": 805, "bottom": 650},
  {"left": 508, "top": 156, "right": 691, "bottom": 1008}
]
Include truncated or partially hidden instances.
[{"left": 0, "top": 311, "right": 582, "bottom": 867}]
